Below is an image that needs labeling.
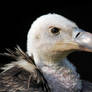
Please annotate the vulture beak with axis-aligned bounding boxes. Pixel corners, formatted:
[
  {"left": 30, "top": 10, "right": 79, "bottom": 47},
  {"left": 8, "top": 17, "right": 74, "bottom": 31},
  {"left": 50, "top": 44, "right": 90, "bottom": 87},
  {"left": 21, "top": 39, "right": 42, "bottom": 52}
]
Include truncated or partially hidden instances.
[{"left": 73, "top": 29, "right": 92, "bottom": 52}]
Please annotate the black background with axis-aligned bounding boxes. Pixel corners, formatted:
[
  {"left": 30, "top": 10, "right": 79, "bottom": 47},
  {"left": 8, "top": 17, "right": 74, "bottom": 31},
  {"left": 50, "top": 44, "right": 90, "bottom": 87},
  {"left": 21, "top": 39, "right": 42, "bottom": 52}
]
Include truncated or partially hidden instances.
[{"left": 0, "top": 2, "right": 92, "bottom": 82}]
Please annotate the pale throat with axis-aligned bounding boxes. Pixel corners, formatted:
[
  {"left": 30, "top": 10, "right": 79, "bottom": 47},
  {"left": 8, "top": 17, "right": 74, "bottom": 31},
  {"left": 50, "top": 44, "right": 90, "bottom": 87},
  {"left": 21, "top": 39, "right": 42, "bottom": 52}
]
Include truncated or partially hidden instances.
[{"left": 33, "top": 51, "right": 74, "bottom": 70}]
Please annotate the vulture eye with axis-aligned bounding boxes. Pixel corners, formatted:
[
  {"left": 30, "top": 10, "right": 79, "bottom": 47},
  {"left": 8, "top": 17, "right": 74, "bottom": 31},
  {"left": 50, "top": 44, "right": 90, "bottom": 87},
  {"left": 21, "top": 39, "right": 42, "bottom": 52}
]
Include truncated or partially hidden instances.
[{"left": 50, "top": 27, "right": 60, "bottom": 35}]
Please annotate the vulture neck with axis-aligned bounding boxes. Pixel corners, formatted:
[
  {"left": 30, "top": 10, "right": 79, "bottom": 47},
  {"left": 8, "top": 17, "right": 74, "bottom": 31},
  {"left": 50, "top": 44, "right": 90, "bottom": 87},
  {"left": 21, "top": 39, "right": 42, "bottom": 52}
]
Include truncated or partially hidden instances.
[{"left": 32, "top": 53, "right": 82, "bottom": 91}]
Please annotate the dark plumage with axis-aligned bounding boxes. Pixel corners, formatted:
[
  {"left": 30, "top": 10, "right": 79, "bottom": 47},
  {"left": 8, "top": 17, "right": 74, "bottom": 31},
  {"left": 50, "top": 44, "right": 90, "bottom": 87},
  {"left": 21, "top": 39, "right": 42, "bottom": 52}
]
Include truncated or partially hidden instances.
[
  {"left": 81, "top": 81, "right": 92, "bottom": 92},
  {"left": 0, "top": 47, "right": 50, "bottom": 92}
]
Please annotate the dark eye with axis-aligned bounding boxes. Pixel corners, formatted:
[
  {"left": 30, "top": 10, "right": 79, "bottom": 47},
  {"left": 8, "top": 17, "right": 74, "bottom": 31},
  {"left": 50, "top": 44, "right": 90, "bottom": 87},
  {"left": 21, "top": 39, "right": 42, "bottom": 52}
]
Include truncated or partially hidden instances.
[{"left": 51, "top": 27, "right": 60, "bottom": 34}]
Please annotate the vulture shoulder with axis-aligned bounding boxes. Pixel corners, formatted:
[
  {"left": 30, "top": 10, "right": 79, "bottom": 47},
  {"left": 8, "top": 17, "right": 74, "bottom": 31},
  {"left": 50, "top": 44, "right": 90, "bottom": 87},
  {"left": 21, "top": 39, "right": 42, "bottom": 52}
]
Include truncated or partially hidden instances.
[
  {"left": 0, "top": 47, "right": 50, "bottom": 92},
  {"left": 81, "top": 80, "right": 92, "bottom": 92}
]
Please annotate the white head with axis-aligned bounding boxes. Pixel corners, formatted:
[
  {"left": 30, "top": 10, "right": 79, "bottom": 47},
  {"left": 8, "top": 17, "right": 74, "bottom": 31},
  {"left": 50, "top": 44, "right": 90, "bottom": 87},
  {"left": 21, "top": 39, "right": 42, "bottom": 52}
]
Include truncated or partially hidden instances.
[{"left": 27, "top": 13, "right": 92, "bottom": 65}]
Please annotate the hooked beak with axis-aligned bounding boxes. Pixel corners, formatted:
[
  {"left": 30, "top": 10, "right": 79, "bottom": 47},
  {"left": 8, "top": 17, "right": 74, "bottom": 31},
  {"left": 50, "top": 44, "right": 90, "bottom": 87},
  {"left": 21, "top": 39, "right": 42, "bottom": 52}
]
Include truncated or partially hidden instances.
[{"left": 73, "top": 29, "right": 92, "bottom": 52}]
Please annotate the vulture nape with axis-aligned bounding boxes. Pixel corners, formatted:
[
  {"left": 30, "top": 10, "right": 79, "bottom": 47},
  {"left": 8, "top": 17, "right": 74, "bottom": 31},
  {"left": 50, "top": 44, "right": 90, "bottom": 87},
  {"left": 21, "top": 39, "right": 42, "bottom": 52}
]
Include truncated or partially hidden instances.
[{"left": 0, "top": 14, "right": 92, "bottom": 92}]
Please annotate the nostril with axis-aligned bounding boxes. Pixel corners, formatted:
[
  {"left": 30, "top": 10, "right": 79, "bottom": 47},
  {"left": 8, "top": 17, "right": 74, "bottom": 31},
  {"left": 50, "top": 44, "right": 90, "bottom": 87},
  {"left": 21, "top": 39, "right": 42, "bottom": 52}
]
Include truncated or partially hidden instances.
[{"left": 75, "top": 32, "right": 81, "bottom": 38}]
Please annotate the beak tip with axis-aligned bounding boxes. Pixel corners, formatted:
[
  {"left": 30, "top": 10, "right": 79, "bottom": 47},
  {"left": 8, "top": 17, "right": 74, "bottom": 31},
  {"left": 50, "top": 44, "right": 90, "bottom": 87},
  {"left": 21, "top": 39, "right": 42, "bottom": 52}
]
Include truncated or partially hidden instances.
[{"left": 75, "top": 32, "right": 92, "bottom": 52}]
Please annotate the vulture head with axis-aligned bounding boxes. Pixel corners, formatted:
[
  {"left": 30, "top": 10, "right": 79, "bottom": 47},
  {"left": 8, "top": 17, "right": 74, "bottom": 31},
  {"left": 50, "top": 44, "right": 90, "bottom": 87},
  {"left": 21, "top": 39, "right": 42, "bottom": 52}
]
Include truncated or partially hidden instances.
[{"left": 27, "top": 14, "right": 92, "bottom": 66}]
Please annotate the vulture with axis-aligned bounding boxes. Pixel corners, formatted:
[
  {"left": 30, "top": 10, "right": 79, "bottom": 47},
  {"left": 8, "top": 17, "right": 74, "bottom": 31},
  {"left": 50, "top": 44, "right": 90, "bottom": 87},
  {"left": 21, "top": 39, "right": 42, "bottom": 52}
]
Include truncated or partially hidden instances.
[{"left": 0, "top": 13, "right": 92, "bottom": 92}]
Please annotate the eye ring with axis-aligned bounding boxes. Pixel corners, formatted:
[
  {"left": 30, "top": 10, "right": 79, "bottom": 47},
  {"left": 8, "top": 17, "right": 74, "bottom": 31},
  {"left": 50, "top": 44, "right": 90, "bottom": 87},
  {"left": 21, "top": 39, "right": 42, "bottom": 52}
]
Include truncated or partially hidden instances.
[{"left": 50, "top": 27, "right": 60, "bottom": 35}]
